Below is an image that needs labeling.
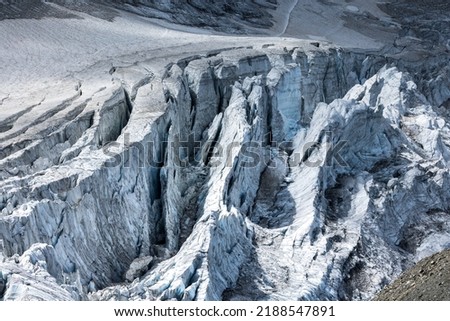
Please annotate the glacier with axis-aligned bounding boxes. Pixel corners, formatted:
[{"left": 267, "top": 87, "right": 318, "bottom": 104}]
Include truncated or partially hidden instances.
[{"left": 1, "top": 0, "right": 450, "bottom": 302}]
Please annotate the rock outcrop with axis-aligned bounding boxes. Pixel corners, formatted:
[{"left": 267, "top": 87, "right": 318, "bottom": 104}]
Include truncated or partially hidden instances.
[{"left": 376, "top": 249, "right": 450, "bottom": 301}]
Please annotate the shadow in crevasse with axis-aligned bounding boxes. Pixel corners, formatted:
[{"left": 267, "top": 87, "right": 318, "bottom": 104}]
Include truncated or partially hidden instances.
[
  {"left": 248, "top": 158, "right": 296, "bottom": 229},
  {"left": 0, "top": 238, "right": 4, "bottom": 262},
  {"left": 222, "top": 245, "right": 272, "bottom": 301}
]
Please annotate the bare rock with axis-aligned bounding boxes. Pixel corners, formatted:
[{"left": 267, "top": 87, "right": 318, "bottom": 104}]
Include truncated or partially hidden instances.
[{"left": 125, "top": 257, "right": 153, "bottom": 282}]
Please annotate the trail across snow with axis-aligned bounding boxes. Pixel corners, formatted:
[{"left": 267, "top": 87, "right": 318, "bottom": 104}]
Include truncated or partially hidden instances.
[{"left": 272, "top": 0, "right": 299, "bottom": 36}]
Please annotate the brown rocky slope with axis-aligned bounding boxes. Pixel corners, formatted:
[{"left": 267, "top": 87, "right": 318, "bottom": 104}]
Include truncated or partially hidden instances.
[{"left": 376, "top": 249, "right": 450, "bottom": 301}]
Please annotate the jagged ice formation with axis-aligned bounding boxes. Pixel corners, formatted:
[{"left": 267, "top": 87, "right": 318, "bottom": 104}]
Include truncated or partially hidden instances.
[{"left": 1, "top": 40, "right": 450, "bottom": 301}]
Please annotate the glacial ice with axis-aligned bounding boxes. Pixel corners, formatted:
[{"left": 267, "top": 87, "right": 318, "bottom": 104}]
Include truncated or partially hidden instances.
[{"left": 0, "top": 6, "right": 450, "bottom": 301}]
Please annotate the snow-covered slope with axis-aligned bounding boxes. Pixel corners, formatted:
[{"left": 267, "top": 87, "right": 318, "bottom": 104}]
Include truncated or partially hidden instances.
[{"left": 1, "top": 0, "right": 450, "bottom": 301}]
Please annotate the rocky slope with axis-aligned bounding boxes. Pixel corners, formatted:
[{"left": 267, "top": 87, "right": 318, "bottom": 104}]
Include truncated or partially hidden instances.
[
  {"left": 1, "top": 0, "right": 450, "bottom": 301},
  {"left": 0, "top": 0, "right": 291, "bottom": 34},
  {"left": 376, "top": 249, "right": 450, "bottom": 301}
]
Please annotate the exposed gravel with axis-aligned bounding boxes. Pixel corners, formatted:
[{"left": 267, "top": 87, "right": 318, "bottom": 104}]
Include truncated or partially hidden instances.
[
  {"left": 379, "top": 0, "right": 450, "bottom": 56},
  {"left": 376, "top": 250, "right": 450, "bottom": 301}
]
